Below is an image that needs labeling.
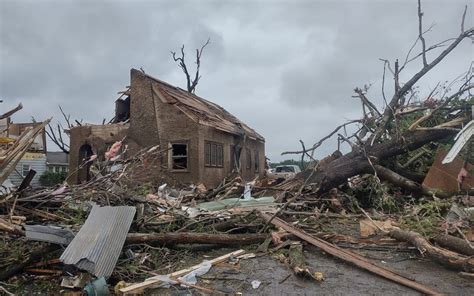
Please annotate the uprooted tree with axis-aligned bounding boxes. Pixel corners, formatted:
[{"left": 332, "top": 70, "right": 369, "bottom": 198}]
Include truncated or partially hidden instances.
[
  {"left": 170, "top": 38, "right": 211, "bottom": 93},
  {"left": 283, "top": 1, "right": 473, "bottom": 197}
]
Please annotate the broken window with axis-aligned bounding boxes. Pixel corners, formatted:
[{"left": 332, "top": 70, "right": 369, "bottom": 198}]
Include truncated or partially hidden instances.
[
  {"left": 205, "top": 141, "right": 223, "bottom": 167},
  {"left": 246, "top": 149, "right": 251, "bottom": 169},
  {"left": 22, "top": 164, "right": 31, "bottom": 177},
  {"left": 230, "top": 145, "right": 241, "bottom": 170},
  {"left": 255, "top": 150, "right": 259, "bottom": 173},
  {"left": 78, "top": 144, "right": 93, "bottom": 183},
  {"left": 113, "top": 96, "right": 130, "bottom": 123},
  {"left": 171, "top": 143, "right": 188, "bottom": 170},
  {"left": 275, "top": 166, "right": 295, "bottom": 173}
]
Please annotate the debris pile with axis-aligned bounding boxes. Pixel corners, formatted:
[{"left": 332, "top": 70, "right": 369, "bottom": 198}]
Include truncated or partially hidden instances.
[{"left": 1, "top": 127, "right": 472, "bottom": 294}]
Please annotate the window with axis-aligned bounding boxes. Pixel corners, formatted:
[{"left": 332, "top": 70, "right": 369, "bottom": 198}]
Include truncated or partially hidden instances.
[
  {"left": 171, "top": 143, "right": 188, "bottom": 170},
  {"left": 55, "top": 166, "right": 60, "bottom": 173},
  {"left": 275, "top": 166, "right": 295, "bottom": 173},
  {"left": 230, "top": 145, "right": 240, "bottom": 170},
  {"left": 254, "top": 150, "right": 259, "bottom": 172},
  {"left": 205, "top": 141, "right": 223, "bottom": 167},
  {"left": 246, "top": 149, "right": 251, "bottom": 169},
  {"left": 22, "top": 164, "right": 31, "bottom": 177}
]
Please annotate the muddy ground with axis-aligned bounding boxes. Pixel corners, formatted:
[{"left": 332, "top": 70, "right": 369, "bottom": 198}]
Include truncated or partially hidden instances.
[
  {"left": 150, "top": 245, "right": 472, "bottom": 295},
  {"left": 147, "top": 216, "right": 473, "bottom": 295}
]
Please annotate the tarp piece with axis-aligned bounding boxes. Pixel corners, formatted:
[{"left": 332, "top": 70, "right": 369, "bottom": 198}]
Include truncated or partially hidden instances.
[
  {"left": 25, "top": 225, "right": 75, "bottom": 245},
  {"left": 60, "top": 205, "right": 136, "bottom": 278}
]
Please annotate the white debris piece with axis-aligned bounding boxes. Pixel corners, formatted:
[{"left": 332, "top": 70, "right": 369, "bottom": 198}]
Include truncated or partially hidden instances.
[
  {"left": 251, "top": 280, "right": 261, "bottom": 289},
  {"left": 442, "top": 120, "right": 473, "bottom": 164},
  {"left": 178, "top": 260, "right": 212, "bottom": 285}
]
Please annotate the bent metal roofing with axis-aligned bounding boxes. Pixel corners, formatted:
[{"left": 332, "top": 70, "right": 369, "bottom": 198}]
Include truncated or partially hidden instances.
[{"left": 60, "top": 205, "right": 136, "bottom": 278}]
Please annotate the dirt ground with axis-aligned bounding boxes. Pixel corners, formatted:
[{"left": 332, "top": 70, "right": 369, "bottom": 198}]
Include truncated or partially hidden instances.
[
  {"left": 154, "top": 245, "right": 473, "bottom": 295},
  {"left": 142, "top": 216, "right": 473, "bottom": 295}
]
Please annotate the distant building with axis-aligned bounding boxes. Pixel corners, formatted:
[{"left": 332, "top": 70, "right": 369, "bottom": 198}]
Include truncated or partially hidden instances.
[
  {"left": 1, "top": 121, "right": 47, "bottom": 187},
  {"left": 46, "top": 151, "right": 69, "bottom": 173}
]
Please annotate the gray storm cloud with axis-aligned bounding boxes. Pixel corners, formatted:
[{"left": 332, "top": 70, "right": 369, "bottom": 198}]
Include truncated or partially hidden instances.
[{"left": 1, "top": 0, "right": 472, "bottom": 161}]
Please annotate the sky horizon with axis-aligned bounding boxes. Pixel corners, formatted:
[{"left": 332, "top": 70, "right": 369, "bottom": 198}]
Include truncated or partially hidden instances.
[{"left": 1, "top": 0, "right": 472, "bottom": 162}]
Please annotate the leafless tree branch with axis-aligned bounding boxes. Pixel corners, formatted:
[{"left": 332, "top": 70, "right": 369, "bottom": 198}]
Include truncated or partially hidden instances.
[
  {"left": 461, "top": 5, "right": 467, "bottom": 33},
  {"left": 171, "top": 38, "right": 211, "bottom": 93},
  {"left": 45, "top": 105, "right": 74, "bottom": 154},
  {"left": 282, "top": 119, "right": 361, "bottom": 156},
  {"left": 418, "top": 0, "right": 428, "bottom": 67}
]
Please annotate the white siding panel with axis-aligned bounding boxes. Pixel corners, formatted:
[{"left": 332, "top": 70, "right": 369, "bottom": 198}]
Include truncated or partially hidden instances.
[{"left": 10, "top": 157, "right": 47, "bottom": 187}]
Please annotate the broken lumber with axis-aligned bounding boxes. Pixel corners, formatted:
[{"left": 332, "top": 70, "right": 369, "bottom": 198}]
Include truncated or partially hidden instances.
[
  {"left": 0, "top": 103, "right": 22, "bottom": 120},
  {"left": 0, "top": 119, "right": 51, "bottom": 185},
  {"left": 119, "top": 249, "right": 245, "bottom": 294},
  {"left": 0, "top": 217, "right": 25, "bottom": 236},
  {"left": 259, "top": 212, "right": 442, "bottom": 295},
  {"left": 0, "top": 244, "right": 60, "bottom": 281},
  {"left": 390, "top": 228, "right": 474, "bottom": 272},
  {"left": 125, "top": 232, "right": 267, "bottom": 245}
]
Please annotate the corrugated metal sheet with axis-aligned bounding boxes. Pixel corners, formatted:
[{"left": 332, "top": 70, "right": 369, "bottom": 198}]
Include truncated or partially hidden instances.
[{"left": 60, "top": 205, "right": 136, "bottom": 278}]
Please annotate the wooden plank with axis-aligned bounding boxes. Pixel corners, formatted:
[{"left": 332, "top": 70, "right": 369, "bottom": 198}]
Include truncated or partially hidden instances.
[
  {"left": 0, "top": 103, "right": 22, "bottom": 120},
  {"left": 120, "top": 249, "right": 245, "bottom": 294},
  {"left": 259, "top": 212, "right": 442, "bottom": 296}
]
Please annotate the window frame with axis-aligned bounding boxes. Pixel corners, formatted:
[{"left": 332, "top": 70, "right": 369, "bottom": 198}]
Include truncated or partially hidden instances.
[
  {"left": 254, "top": 150, "right": 260, "bottom": 173},
  {"left": 22, "top": 164, "right": 31, "bottom": 177},
  {"left": 205, "top": 141, "right": 224, "bottom": 168},
  {"left": 246, "top": 148, "right": 252, "bottom": 169},
  {"left": 170, "top": 142, "right": 189, "bottom": 171}
]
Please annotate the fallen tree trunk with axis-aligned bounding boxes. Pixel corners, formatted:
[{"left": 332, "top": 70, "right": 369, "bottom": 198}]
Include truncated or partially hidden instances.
[
  {"left": 390, "top": 228, "right": 474, "bottom": 272},
  {"left": 260, "top": 212, "right": 442, "bottom": 295},
  {"left": 434, "top": 234, "right": 474, "bottom": 256},
  {"left": 374, "top": 165, "right": 447, "bottom": 198},
  {"left": 298, "top": 129, "right": 456, "bottom": 193},
  {"left": 125, "top": 232, "right": 267, "bottom": 245}
]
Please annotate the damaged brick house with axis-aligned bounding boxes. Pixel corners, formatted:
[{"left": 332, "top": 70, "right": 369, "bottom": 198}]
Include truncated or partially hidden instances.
[{"left": 68, "top": 69, "right": 265, "bottom": 188}]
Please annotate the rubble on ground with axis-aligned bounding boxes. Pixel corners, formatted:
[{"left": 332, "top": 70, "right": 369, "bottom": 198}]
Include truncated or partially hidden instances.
[{"left": 0, "top": 126, "right": 472, "bottom": 294}]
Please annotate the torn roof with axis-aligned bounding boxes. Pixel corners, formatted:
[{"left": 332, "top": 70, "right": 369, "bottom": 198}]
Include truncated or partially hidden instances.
[
  {"left": 46, "top": 151, "right": 69, "bottom": 165},
  {"left": 136, "top": 69, "right": 265, "bottom": 142}
]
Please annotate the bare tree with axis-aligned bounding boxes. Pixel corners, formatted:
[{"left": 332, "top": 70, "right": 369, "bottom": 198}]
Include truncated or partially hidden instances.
[
  {"left": 45, "top": 105, "right": 79, "bottom": 154},
  {"left": 171, "top": 38, "right": 211, "bottom": 93},
  {"left": 282, "top": 0, "right": 473, "bottom": 195}
]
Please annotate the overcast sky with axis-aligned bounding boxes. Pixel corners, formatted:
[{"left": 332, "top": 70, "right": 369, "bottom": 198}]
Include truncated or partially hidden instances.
[{"left": 1, "top": 0, "right": 472, "bottom": 162}]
